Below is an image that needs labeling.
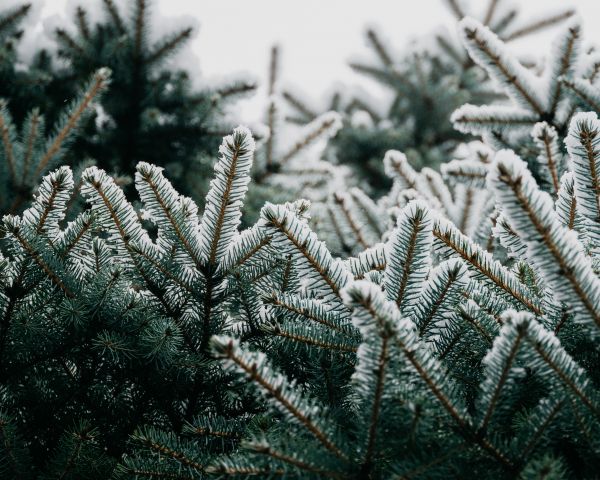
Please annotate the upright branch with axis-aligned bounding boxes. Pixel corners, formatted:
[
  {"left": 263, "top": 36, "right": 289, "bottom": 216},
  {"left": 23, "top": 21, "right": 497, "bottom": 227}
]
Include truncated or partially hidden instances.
[
  {"left": 565, "top": 112, "right": 600, "bottom": 246},
  {"left": 102, "top": 0, "right": 125, "bottom": 34},
  {"left": 503, "top": 9, "right": 576, "bottom": 42},
  {"left": 34, "top": 68, "right": 111, "bottom": 178},
  {"left": 0, "top": 3, "right": 30, "bottom": 36},
  {"left": 211, "top": 336, "right": 348, "bottom": 460},
  {"left": 384, "top": 200, "right": 432, "bottom": 313},
  {"left": 489, "top": 150, "right": 600, "bottom": 330},
  {"left": 199, "top": 126, "right": 255, "bottom": 268}
]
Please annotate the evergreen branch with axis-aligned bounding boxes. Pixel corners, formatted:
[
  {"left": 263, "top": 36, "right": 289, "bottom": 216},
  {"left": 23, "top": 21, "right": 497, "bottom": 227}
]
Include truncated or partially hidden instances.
[
  {"left": 413, "top": 259, "right": 469, "bottom": 336},
  {"left": 492, "top": 213, "right": 527, "bottom": 259},
  {"left": 146, "top": 27, "right": 193, "bottom": 65},
  {"left": 20, "top": 108, "right": 41, "bottom": 187},
  {"left": 545, "top": 20, "right": 580, "bottom": 116},
  {"left": 457, "top": 303, "right": 494, "bottom": 346},
  {"left": 345, "top": 282, "right": 392, "bottom": 472},
  {"left": 75, "top": 6, "right": 90, "bottom": 40},
  {"left": 444, "top": 0, "right": 465, "bottom": 20},
  {"left": 183, "top": 415, "right": 245, "bottom": 445},
  {"left": 267, "top": 323, "right": 357, "bottom": 353},
  {"left": 451, "top": 104, "right": 538, "bottom": 135},
  {"left": 515, "top": 397, "right": 564, "bottom": 467},
  {"left": 327, "top": 204, "right": 354, "bottom": 256},
  {"left": 441, "top": 159, "right": 488, "bottom": 189},
  {"left": 245, "top": 441, "right": 344, "bottom": 478},
  {"left": 0, "top": 413, "right": 29, "bottom": 478},
  {"left": 81, "top": 166, "right": 156, "bottom": 278},
  {"left": 218, "top": 226, "right": 271, "bottom": 276},
  {"left": 0, "top": 4, "right": 30, "bottom": 35},
  {"left": 102, "top": 0, "right": 126, "bottom": 34},
  {"left": 128, "top": 243, "right": 194, "bottom": 296},
  {"left": 435, "top": 34, "right": 465, "bottom": 67},
  {"left": 211, "top": 336, "right": 348, "bottom": 460},
  {"left": 259, "top": 203, "right": 352, "bottom": 303},
  {"left": 22, "top": 166, "right": 73, "bottom": 238},
  {"left": 345, "top": 243, "right": 386, "bottom": 280},
  {"left": 199, "top": 126, "right": 255, "bottom": 267},
  {"left": 432, "top": 215, "right": 543, "bottom": 316},
  {"left": 55, "top": 28, "right": 85, "bottom": 56},
  {"left": 561, "top": 77, "right": 600, "bottom": 112},
  {"left": 332, "top": 192, "right": 369, "bottom": 249},
  {"left": 133, "top": 0, "right": 147, "bottom": 60},
  {"left": 569, "top": 399, "right": 595, "bottom": 450},
  {"left": 349, "top": 62, "right": 410, "bottom": 89},
  {"left": 0, "top": 101, "right": 16, "bottom": 184},
  {"left": 490, "top": 151, "right": 600, "bottom": 329},
  {"left": 344, "top": 281, "right": 514, "bottom": 471},
  {"left": 53, "top": 424, "right": 95, "bottom": 480},
  {"left": 512, "top": 312, "right": 600, "bottom": 418},
  {"left": 281, "top": 90, "right": 318, "bottom": 121},
  {"left": 392, "top": 443, "right": 468, "bottom": 479},
  {"left": 135, "top": 162, "right": 203, "bottom": 270},
  {"left": 459, "top": 18, "right": 545, "bottom": 114},
  {"left": 116, "top": 466, "right": 195, "bottom": 479},
  {"left": 384, "top": 150, "right": 420, "bottom": 190},
  {"left": 346, "top": 97, "right": 382, "bottom": 123},
  {"left": 554, "top": 173, "right": 579, "bottom": 231},
  {"left": 489, "top": 8, "right": 517, "bottom": 36},
  {"left": 35, "top": 68, "right": 111, "bottom": 177},
  {"left": 383, "top": 151, "right": 443, "bottom": 210},
  {"left": 502, "top": 9, "right": 576, "bottom": 42},
  {"left": 531, "top": 122, "right": 563, "bottom": 195},
  {"left": 206, "top": 462, "right": 286, "bottom": 477},
  {"left": 349, "top": 188, "right": 384, "bottom": 238},
  {"left": 279, "top": 112, "right": 341, "bottom": 165},
  {"left": 343, "top": 282, "right": 475, "bottom": 438},
  {"left": 265, "top": 293, "right": 352, "bottom": 334},
  {"left": 483, "top": 0, "right": 499, "bottom": 26},
  {"left": 565, "top": 112, "right": 600, "bottom": 245},
  {"left": 268, "top": 45, "right": 279, "bottom": 95},
  {"left": 213, "top": 81, "right": 258, "bottom": 101},
  {"left": 3, "top": 218, "right": 74, "bottom": 298},
  {"left": 384, "top": 200, "right": 432, "bottom": 312},
  {"left": 132, "top": 430, "right": 205, "bottom": 473},
  {"left": 366, "top": 28, "right": 394, "bottom": 67},
  {"left": 265, "top": 93, "right": 278, "bottom": 171},
  {"left": 478, "top": 319, "right": 526, "bottom": 431},
  {"left": 458, "top": 187, "right": 474, "bottom": 234},
  {"left": 421, "top": 168, "right": 454, "bottom": 217}
]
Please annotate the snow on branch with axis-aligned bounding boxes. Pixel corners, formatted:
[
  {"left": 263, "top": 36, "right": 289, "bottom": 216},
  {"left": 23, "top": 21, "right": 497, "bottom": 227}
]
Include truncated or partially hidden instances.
[
  {"left": 489, "top": 150, "right": 600, "bottom": 331},
  {"left": 199, "top": 126, "right": 255, "bottom": 268}
]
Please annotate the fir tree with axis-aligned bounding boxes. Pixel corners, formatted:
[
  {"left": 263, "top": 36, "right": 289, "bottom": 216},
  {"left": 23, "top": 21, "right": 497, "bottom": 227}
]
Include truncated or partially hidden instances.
[
  {"left": 0, "top": 0, "right": 256, "bottom": 210},
  {"left": 52, "top": 0, "right": 257, "bottom": 198},
  {"left": 0, "top": 68, "right": 111, "bottom": 213},
  {"left": 0, "top": 3, "right": 57, "bottom": 126},
  {"left": 0, "top": 2, "right": 599, "bottom": 479},
  {"left": 279, "top": 0, "right": 574, "bottom": 196}
]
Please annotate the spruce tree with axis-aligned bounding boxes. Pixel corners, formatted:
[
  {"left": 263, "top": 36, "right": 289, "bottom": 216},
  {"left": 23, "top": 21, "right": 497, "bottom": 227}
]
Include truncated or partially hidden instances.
[
  {"left": 0, "top": 3, "right": 55, "bottom": 125},
  {"left": 0, "top": 1, "right": 599, "bottom": 479},
  {"left": 0, "top": 0, "right": 256, "bottom": 212},
  {"left": 279, "top": 0, "right": 575, "bottom": 197}
]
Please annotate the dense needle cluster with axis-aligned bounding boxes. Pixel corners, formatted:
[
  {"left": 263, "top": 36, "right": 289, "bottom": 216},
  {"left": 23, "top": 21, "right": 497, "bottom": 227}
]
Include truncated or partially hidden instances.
[{"left": 0, "top": 1, "right": 599, "bottom": 479}]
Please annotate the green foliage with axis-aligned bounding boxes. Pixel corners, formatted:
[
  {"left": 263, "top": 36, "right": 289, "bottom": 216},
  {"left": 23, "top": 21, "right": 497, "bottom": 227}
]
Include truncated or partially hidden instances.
[
  {"left": 51, "top": 0, "right": 256, "bottom": 198},
  {"left": 0, "top": 0, "right": 256, "bottom": 215},
  {"left": 0, "top": 3, "right": 58, "bottom": 127},
  {"left": 0, "top": 68, "right": 110, "bottom": 214},
  {"left": 1, "top": 1, "right": 600, "bottom": 479},
  {"left": 279, "top": 0, "right": 575, "bottom": 197}
]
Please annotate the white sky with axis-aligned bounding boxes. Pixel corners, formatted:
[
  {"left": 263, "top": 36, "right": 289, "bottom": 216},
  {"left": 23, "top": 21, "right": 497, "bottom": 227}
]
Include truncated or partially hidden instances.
[{"left": 24, "top": 0, "right": 600, "bottom": 121}]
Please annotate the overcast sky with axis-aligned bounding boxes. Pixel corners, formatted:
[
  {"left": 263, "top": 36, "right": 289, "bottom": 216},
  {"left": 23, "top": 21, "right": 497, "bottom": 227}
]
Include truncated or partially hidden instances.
[{"left": 24, "top": 0, "right": 600, "bottom": 121}]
